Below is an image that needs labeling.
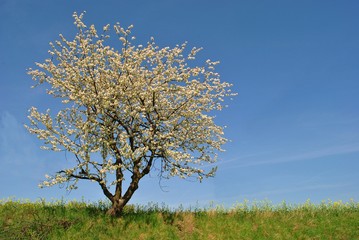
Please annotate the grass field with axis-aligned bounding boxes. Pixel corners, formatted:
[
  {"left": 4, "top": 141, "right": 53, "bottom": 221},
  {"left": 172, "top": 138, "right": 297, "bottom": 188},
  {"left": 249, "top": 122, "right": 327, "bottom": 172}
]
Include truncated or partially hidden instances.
[{"left": 1, "top": 198, "right": 358, "bottom": 239}]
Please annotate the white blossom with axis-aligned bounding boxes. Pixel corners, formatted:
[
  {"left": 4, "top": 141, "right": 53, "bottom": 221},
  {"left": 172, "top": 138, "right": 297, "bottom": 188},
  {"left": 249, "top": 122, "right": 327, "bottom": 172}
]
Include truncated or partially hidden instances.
[{"left": 103, "top": 24, "right": 110, "bottom": 32}]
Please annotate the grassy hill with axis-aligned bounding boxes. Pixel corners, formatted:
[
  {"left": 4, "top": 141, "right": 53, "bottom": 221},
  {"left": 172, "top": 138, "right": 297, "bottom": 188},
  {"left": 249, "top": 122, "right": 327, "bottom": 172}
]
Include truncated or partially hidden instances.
[{"left": 1, "top": 198, "right": 358, "bottom": 239}]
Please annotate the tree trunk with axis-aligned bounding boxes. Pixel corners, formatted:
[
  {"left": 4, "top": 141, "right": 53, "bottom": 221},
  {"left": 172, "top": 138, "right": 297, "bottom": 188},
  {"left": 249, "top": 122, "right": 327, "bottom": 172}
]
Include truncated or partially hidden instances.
[
  {"left": 106, "top": 175, "right": 140, "bottom": 217},
  {"left": 106, "top": 198, "right": 126, "bottom": 217}
]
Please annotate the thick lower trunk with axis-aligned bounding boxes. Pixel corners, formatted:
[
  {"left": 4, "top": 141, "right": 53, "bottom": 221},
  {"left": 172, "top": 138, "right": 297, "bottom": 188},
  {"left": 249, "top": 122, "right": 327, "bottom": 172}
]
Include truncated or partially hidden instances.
[
  {"left": 106, "top": 199, "right": 125, "bottom": 217},
  {"left": 106, "top": 178, "right": 139, "bottom": 217}
]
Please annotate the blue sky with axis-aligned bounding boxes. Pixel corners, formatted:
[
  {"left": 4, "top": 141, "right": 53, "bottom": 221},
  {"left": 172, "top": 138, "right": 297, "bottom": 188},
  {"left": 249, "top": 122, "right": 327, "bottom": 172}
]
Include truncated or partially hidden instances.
[{"left": 1, "top": 0, "right": 358, "bottom": 207}]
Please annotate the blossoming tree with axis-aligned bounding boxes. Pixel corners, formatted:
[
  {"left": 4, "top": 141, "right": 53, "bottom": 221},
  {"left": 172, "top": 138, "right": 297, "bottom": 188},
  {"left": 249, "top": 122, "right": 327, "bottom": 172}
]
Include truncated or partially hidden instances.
[{"left": 26, "top": 12, "right": 235, "bottom": 216}]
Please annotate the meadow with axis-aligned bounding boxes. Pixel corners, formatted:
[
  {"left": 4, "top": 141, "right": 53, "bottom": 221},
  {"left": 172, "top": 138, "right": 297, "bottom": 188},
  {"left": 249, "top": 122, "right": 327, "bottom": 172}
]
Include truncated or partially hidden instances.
[{"left": 0, "top": 198, "right": 358, "bottom": 239}]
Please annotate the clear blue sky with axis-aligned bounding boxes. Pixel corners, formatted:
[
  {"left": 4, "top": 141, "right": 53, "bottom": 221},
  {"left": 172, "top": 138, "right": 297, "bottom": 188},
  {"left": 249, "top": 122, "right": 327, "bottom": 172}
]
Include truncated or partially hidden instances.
[{"left": 1, "top": 0, "right": 358, "bottom": 207}]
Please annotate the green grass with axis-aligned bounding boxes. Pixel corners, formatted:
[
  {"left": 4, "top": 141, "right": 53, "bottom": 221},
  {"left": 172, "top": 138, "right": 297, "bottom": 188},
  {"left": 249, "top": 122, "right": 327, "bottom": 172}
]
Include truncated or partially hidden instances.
[{"left": 1, "top": 198, "right": 358, "bottom": 240}]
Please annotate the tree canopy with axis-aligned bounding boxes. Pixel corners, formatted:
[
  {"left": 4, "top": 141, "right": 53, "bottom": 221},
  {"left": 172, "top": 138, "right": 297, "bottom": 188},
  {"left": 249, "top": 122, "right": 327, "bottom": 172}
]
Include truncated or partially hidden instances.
[{"left": 26, "top": 12, "right": 235, "bottom": 216}]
